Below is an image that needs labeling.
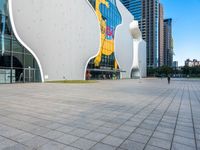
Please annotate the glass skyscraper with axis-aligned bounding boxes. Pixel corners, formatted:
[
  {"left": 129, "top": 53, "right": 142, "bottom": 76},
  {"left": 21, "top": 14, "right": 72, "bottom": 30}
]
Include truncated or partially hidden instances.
[
  {"left": 164, "top": 18, "right": 173, "bottom": 67},
  {"left": 120, "top": 0, "right": 142, "bottom": 21},
  {"left": 0, "top": 0, "right": 41, "bottom": 83}
]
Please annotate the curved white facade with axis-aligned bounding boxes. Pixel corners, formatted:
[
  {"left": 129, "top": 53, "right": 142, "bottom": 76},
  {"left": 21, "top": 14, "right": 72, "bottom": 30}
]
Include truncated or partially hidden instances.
[
  {"left": 9, "top": 0, "right": 146, "bottom": 81},
  {"left": 9, "top": 0, "right": 100, "bottom": 81},
  {"left": 115, "top": 0, "right": 133, "bottom": 79}
]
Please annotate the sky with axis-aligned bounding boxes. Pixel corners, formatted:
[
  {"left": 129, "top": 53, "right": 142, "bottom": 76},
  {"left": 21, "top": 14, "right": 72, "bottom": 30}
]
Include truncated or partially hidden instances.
[{"left": 161, "top": 0, "right": 200, "bottom": 66}]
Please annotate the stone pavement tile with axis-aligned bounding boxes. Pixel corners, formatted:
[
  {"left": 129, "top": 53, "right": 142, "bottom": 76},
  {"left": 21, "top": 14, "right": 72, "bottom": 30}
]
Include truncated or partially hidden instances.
[
  {"left": 62, "top": 146, "right": 80, "bottom": 150},
  {"left": 177, "top": 118, "right": 192, "bottom": 124},
  {"left": 29, "top": 126, "right": 51, "bottom": 136},
  {"left": 88, "top": 120, "right": 105, "bottom": 126},
  {"left": 171, "top": 142, "right": 195, "bottom": 150},
  {"left": 42, "top": 130, "right": 64, "bottom": 140},
  {"left": 71, "top": 138, "right": 96, "bottom": 150},
  {"left": 128, "top": 133, "right": 149, "bottom": 144},
  {"left": 69, "top": 128, "right": 91, "bottom": 137},
  {"left": 147, "top": 117, "right": 160, "bottom": 123},
  {"left": 153, "top": 131, "right": 173, "bottom": 141},
  {"left": 22, "top": 136, "right": 50, "bottom": 149},
  {"left": 118, "top": 125, "right": 136, "bottom": 132},
  {"left": 57, "top": 126, "right": 75, "bottom": 133},
  {"left": 148, "top": 137, "right": 171, "bottom": 150},
  {"left": 177, "top": 121, "right": 193, "bottom": 128},
  {"left": 55, "top": 134, "right": 79, "bottom": 145},
  {"left": 103, "top": 122, "right": 121, "bottom": 128},
  {"left": 124, "top": 121, "right": 140, "bottom": 127},
  {"left": 144, "top": 145, "right": 166, "bottom": 150},
  {"left": 0, "top": 136, "right": 7, "bottom": 143},
  {"left": 0, "top": 125, "right": 24, "bottom": 138},
  {"left": 95, "top": 126, "right": 115, "bottom": 134},
  {"left": 45, "top": 122, "right": 63, "bottom": 130},
  {"left": 38, "top": 141, "right": 66, "bottom": 150},
  {"left": 90, "top": 143, "right": 116, "bottom": 150},
  {"left": 116, "top": 148, "right": 126, "bottom": 150},
  {"left": 175, "top": 129, "right": 195, "bottom": 139},
  {"left": 173, "top": 135, "right": 196, "bottom": 147},
  {"left": 85, "top": 131, "right": 107, "bottom": 142},
  {"left": 135, "top": 128, "right": 153, "bottom": 136},
  {"left": 110, "top": 129, "right": 131, "bottom": 139},
  {"left": 11, "top": 132, "right": 35, "bottom": 143},
  {"left": 101, "top": 135, "right": 124, "bottom": 147},
  {"left": 143, "top": 119, "right": 159, "bottom": 125},
  {"left": 159, "top": 121, "right": 176, "bottom": 129},
  {"left": 196, "top": 128, "right": 200, "bottom": 134},
  {"left": 111, "top": 118, "right": 128, "bottom": 125},
  {"left": 79, "top": 123, "right": 99, "bottom": 131},
  {"left": 0, "top": 139, "right": 24, "bottom": 150},
  {"left": 156, "top": 126, "right": 174, "bottom": 134},
  {"left": 2, "top": 143, "right": 29, "bottom": 150},
  {"left": 139, "top": 122, "right": 157, "bottom": 130},
  {"left": 32, "top": 119, "right": 52, "bottom": 127},
  {"left": 120, "top": 140, "right": 145, "bottom": 150},
  {"left": 196, "top": 133, "right": 200, "bottom": 140},
  {"left": 176, "top": 125, "right": 194, "bottom": 133},
  {"left": 197, "top": 140, "right": 200, "bottom": 150}
]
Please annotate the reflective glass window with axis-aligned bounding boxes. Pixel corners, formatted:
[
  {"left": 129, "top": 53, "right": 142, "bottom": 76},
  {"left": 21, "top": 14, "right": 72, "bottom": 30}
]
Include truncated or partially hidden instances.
[
  {"left": 12, "top": 40, "right": 24, "bottom": 53},
  {"left": 24, "top": 54, "right": 34, "bottom": 68}
]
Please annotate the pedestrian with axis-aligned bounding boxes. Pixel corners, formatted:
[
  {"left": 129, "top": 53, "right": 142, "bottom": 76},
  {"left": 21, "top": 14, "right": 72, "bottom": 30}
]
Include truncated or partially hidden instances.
[{"left": 167, "top": 75, "right": 171, "bottom": 84}]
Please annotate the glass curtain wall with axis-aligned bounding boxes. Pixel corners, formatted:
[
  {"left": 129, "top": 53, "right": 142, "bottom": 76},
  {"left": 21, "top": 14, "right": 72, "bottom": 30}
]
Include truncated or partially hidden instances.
[
  {"left": 87, "top": 0, "right": 122, "bottom": 80},
  {"left": 0, "top": 0, "right": 41, "bottom": 83}
]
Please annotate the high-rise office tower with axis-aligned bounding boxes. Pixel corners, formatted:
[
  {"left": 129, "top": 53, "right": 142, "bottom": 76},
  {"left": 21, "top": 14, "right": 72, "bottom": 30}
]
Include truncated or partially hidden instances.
[
  {"left": 142, "top": 0, "right": 159, "bottom": 67},
  {"left": 164, "top": 18, "right": 173, "bottom": 67},
  {"left": 159, "top": 3, "right": 164, "bottom": 67},
  {"left": 120, "top": 0, "right": 159, "bottom": 68}
]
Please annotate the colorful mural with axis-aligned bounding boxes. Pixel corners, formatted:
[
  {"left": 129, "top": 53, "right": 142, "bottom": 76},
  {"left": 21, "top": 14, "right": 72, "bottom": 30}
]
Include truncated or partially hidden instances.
[{"left": 89, "top": 0, "right": 122, "bottom": 68}]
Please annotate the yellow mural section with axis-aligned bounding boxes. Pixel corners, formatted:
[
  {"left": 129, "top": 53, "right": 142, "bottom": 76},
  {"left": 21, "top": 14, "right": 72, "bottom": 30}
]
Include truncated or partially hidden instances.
[{"left": 94, "top": 0, "right": 115, "bottom": 67}]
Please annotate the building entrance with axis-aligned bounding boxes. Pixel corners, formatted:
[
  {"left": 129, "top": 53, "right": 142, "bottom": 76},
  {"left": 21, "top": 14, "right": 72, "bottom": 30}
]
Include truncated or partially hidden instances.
[{"left": 24, "top": 67, "right": 35, "bottom": 83}]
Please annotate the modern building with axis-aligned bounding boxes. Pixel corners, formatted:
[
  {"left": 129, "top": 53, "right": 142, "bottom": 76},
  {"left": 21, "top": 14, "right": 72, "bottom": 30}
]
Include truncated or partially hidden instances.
[
  {"left": 120, "top": 0, "right": 159, "bottom": 68},
  {"left": 185, "top": 59, "right": 200, "bottom": 67},
  {"left": 143, "top": 0, "right": 159, "bottom": 68},
  {"left": 0, "top": 0, "right": 147, "bottom": 83},
  {"left": 172, "top": 61, "right": 178, "bottom": 68},
  {"left": 0, "top": 0, "right": 41, "bottom": 83},
  {"left": 158, "top": 3, "right": 164, "bottom": 67},
  {"left": 120, "top": 0, "right": 142, "bottom": 21},
  {"left": 164, "top": 18, "right": 173, "bottom": 67}
]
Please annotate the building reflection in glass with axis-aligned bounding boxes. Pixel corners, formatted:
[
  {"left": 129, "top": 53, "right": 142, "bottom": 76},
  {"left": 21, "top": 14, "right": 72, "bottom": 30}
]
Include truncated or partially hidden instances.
[{"left": 0, "top": 0, "right": 41, "bottom": 83}]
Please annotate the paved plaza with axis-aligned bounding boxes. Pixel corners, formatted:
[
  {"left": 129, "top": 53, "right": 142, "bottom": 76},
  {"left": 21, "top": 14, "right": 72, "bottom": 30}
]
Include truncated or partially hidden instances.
[{"left": 0, "top": 79, "right": 200, "bottom": 150}]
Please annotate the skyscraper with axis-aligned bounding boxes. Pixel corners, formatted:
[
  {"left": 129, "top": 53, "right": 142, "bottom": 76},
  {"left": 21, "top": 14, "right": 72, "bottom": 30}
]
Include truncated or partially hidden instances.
[
  {"left": 159, "top": 3, "right": 164, "bottom": 67},
  {"left": 120, "top": 0, "right": 142, "bottom": 20},
  {"left": 142, "top": 0, "right": 159, "bottom": 68},
  {"left": 120, "top": 0, "right": 159, "bottom": 68},
  {"left": 164, "top": 18, "right": 173, "bottom": 67}
]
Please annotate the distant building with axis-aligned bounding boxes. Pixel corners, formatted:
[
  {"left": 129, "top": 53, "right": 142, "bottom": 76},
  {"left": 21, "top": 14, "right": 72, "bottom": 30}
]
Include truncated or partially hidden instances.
[
  {"left": 158, "top": 3, "right": 164, "bottom": 67},
  {"left": 164, "top": 18, "right": 173, "bottom": 67},
  {"left": 185, "top": 59, "right": 200, "bottom": 67},
  {"left": 120, "top": 0, "right": 142, "bottom": 21},
  {"left": 172, "top": 61, "right": 178, "bottom": 68}
]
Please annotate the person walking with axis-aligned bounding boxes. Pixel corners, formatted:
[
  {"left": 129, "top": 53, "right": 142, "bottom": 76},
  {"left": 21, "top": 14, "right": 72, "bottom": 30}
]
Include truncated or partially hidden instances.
[{"left": 167, "top": 75, "right": 171, "bottom": 84}]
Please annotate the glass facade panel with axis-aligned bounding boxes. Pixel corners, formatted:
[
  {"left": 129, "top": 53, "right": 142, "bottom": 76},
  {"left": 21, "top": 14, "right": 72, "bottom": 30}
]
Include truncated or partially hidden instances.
[
  {"left": 0, "top": 0, "right": 41, "bottom": 83},
  {"left": 13, "top": 52, "right": 23, "bottom": 68},
  {"left": 12, "top": 40, "right": 24, "bottom": 53},
  {"left": 24, "top": 54, "right": 34, "bottom": 68},
  {"left": 0, "top": 52, "right": 11, "bottom": 67},
  {"left": 87, "top": 0, "right": 121, "bottom": 80}
]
